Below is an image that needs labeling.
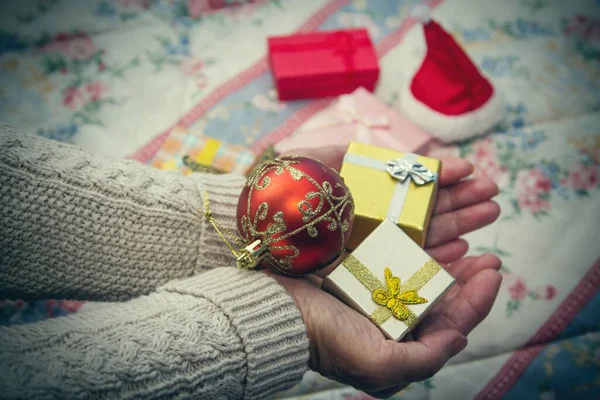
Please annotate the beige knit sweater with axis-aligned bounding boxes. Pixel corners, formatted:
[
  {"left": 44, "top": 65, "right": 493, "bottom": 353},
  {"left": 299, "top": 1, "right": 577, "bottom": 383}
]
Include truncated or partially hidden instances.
[{"left": 0, "top": 123, "right": 309, "bottom": 399}]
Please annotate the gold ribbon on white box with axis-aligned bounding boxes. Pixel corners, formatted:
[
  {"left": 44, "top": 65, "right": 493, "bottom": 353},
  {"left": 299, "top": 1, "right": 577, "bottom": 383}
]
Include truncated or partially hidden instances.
[{"left": 342, "top": 254, "right": 442, "bottom": 327}]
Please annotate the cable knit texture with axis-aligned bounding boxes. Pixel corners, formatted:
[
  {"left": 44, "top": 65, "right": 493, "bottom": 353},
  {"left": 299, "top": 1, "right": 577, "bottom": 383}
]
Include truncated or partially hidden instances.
[
  {"left": 0, "top": 268, "right": 310, "bottom": 399},
  {"left": 0, "top": 122, "right": 245, "bottom": 301},
  {"left": 0, "top": 123, "right": 310, "bottom": 399}
]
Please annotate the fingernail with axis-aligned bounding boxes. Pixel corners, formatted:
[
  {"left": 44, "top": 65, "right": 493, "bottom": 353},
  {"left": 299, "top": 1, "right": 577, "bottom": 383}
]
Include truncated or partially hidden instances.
[
  {"left": 473, "top": 168, "right": 488, "bottom": 179},
  {"left": 451, "top": 335, "right": 468, "bottom": 357},
  {"left": 463, "top": 163, "right": 476, "bottom": 180}
]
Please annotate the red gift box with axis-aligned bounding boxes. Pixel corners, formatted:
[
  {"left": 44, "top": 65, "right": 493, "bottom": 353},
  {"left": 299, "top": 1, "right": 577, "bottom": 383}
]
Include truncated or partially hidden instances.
[{"left": 267, "top": 28, "right": 380, "bottom": 101}]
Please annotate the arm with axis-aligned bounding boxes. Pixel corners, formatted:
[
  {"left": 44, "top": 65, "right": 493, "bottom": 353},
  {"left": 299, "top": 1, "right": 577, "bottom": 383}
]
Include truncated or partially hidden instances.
[
  {"left": 0, "top": 267, "right": 309, "bottom": 399},
  {"left": 0, "top": 123, "right": 244, "bottom": 301}
]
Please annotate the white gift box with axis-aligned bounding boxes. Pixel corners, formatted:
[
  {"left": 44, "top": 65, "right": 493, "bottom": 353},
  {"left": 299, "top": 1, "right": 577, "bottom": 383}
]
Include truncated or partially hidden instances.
[{"left": 323, "top": 219, "right": 455, "bottom": 341}]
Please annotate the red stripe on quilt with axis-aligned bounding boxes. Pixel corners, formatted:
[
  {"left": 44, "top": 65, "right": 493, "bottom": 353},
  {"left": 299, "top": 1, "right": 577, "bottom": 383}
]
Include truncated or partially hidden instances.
[
  {"left": 128, "top": 0, "right": 350, "bottom": 163},
  {"left": 474, "top": 257, "right": 600, "bottom": 400},
  {"left": 251, "top": 0, "right": 444, "bottom": 154}
]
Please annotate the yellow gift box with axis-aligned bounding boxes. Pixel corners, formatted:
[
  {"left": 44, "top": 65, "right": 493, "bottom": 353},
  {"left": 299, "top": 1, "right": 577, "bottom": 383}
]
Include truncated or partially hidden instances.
[{"left": 340, "top": 142, "right": 441, "bottom": 250}]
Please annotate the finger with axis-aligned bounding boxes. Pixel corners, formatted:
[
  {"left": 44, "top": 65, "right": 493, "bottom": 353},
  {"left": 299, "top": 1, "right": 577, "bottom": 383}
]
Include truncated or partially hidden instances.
[
  {"left": 437, "top": 157, "right": 474, "bottom": 187},
  {"left": 367, "top": 384, "right": 408, "bottom": 399},
  {"left": 434, "top": 253, "right": 502, "bottom": 306},
  {"left": 426, "top": 201, "right": 501, "bottom": 247},
  {"left": 442, "top": 256, "right": 477, "bottom": 282},
  {"left": 426, "top": 239, "right": 469, "bottom": 265},
  {"left": 380, "top": 329, "right": 467, "bottom": 385},
  {"left": 442, "top": 253, "right": 502, "bottom": 285},
  {"left": 455, "top": 253, "right": 502, "bottom": 283},
  {"left": 434, "top": 174, "right": 500, "bottom": 215},
  {"left": 316, "top": 241, "right": 469, "bottom": 280},
  {"left": 414, "top": 269, "right": 503, "bottom": 337},
  {"left": 318, "top": 239, "right": 475, "bottom": 281},
  {"left": 284, "top": 150, "right": 474, "bottom": 181}
]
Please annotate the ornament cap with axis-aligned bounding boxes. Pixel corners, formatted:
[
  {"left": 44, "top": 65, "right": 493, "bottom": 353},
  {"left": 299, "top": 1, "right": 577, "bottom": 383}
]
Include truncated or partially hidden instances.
[{"left": 236, "top": 239, "right": 269, "bottom": 270}]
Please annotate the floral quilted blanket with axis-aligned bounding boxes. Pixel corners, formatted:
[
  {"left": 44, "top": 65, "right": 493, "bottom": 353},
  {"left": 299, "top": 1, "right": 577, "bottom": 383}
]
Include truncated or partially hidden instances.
[{"left": 1, "top": 0, "right": 599, "bottom": 399}]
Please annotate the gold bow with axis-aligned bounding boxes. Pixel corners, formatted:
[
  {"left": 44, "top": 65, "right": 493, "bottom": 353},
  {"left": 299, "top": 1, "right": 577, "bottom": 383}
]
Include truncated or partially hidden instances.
[
  {"left": 342, "top": 254, "right": 441, "bottom": 327},
  {"left": 372, "top": 267, "right": 428, "bottom": 321}
]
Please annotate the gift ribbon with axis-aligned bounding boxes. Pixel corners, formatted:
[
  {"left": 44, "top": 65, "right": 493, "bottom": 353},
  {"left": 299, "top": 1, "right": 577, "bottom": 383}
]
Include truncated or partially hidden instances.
[
  {"left": 342, "top": 254, "right": 442, "bottom": 326},
  {"left": 342, "top": 153, "right": 436, "bottom": 223},
  {"left": 328, "top": 31, "right": 357, "bottom": 83},
  {"left": 305, "top": 94, "right": 390, "bottom": 143},
  {"left": 338, "top": 95, "right": 390, "bottom": 141}
]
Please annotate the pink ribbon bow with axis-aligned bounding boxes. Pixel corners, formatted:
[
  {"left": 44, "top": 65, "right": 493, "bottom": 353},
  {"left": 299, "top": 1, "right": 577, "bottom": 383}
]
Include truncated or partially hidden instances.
[{"left": 336, "top": 95, "right": 390, "bottom": 142}]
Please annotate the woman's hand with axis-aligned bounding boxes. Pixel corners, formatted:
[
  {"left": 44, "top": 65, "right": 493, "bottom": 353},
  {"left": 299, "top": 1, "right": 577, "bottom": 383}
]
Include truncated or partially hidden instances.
[{"left": 272, "top": 146, "right": 503, "bottom": 397}]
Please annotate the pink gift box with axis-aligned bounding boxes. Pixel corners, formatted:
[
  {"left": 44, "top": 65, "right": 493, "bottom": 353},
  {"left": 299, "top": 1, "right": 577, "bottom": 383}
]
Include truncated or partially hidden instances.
[{"left": 274, "top": 87, "right": 433, "bottom": 154}]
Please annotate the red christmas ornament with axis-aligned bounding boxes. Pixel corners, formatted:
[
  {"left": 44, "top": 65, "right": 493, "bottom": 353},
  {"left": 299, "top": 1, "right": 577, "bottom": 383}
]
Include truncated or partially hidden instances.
[{"left": 236, "top": 156, "right": 355, "bottom": 275}]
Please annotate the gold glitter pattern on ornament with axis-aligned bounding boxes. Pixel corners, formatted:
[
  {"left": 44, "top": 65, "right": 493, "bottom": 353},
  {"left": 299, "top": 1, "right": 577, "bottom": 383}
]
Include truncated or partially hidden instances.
[
  {"left": 298, "top": 170, "right": 354, "bottom": 243},
  {"left": 342, "top": 255, "right": 441, "bottom": 327},
  {"left": 249, "top": 145, "right": 279, "bottom": 177},
  {"left": 245, "top": 157, "right": 301, "bottom": 189},
  {"left": 239, "top": 156, "right": 354, "bottom": 273}
]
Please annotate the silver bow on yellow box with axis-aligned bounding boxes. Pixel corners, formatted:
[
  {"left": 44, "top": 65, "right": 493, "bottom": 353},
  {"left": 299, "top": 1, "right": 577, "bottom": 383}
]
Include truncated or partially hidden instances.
[
  {"left": 342, "top": 152, "right": 437, "bottom": 225},
  {"left": 385, "top": 157, "right": 435, "bottom": 186}
]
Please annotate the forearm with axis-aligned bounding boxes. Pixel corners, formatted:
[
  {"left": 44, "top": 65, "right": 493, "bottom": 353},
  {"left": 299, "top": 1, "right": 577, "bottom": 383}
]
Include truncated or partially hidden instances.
[
  {"left": 0, "top": 123, "right": 245, "bottom": 301},
  {"left": 0, "top": 268, "right": 309, "bottom": 399}
]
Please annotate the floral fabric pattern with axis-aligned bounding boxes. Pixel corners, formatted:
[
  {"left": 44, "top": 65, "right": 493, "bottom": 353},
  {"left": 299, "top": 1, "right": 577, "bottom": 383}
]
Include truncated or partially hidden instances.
[{"left": 1, "top": 0, "right": 599, "bottom": 399}]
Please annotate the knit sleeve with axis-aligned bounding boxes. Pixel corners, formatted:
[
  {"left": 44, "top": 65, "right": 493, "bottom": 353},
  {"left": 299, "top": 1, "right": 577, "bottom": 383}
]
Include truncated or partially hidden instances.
[
  {"left": 0, "top": 123, "right": 246, "bottom": 301},
  {"left": 0, "top": 267, "right": 310, "bottom": 399}
]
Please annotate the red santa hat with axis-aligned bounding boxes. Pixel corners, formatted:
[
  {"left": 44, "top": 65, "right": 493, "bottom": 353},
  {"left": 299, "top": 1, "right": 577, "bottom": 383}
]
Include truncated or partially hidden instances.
[{"left": 398, "top": 5, "right": 506, "bottom": 143}]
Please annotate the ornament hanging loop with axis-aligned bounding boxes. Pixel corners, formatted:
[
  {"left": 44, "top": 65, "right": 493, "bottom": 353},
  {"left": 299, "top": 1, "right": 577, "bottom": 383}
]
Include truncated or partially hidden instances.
[
  {"left": 236, "top": 239, "right": 269, "bottom": 270},
  {"left": 203, "top": 190, "right": 269, "bottom": 271}
]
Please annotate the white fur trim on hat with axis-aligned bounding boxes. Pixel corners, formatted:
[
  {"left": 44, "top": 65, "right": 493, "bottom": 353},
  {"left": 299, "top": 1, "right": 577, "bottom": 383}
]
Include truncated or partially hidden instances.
[
  {"left": 398, "top": 84, "right": 507, "bottom": 143},
  {"left": 410, "top": 4, "right": 432, "bottom": 23}
]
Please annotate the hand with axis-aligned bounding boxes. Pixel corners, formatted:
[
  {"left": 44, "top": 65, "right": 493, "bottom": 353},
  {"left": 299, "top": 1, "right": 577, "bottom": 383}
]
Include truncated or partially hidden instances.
[{"left": 272, "top": 146, "right": 503, "bottom": 397}]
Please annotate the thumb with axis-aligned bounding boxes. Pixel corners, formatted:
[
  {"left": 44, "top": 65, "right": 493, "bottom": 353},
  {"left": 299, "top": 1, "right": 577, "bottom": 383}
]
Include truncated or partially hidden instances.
[{"left": 382, "top": 329, "right": 467, "bottom": 385}]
